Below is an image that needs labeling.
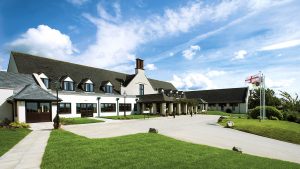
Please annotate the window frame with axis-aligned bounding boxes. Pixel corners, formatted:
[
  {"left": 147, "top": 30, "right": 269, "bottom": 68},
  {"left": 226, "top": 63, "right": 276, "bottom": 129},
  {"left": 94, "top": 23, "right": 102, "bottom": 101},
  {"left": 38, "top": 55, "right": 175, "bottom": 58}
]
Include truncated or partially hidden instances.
[
  {"left": 58, "top": 103, "right": 71, "bottom": 114},
  {"left": 119, "top": 103, "right": 132, "bottom": 111},
  {"left": 76, "top": 103, "right": 97, "bottom": 114},
  {"left": 101, "top": 103, "right": 116, "bottom": 112},
  {"left": 63, "top": 81, "right": 74, "bottom": 91},
  {"left": 41, "top": 78, "right": 49, "bottom": 89},
  {"left": 85, "top": 83, "right": 94, "bottom": 92},
  {"left": 139, "top": 84, "right": 144, "bottom": 95}
]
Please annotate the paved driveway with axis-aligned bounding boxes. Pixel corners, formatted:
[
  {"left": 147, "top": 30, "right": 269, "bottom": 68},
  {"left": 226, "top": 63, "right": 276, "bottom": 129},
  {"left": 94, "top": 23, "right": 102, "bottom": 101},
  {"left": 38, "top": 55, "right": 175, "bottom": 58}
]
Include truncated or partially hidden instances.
[{"left": 63, "top": 115, "right": 300, "bottom": 164}]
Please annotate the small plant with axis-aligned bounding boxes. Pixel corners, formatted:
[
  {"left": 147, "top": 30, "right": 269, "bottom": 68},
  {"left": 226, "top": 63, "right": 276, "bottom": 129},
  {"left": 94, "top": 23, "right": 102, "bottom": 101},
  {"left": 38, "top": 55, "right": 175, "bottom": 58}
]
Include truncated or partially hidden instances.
[
  {"left": 53, "top": 114, "right": 61, "bottom": 129},
  {"left": 9, "top": 121, "right": 30, "bottom": 128},
  {"left": 0, "top": 118, "right": 11, "bottom": 127}
]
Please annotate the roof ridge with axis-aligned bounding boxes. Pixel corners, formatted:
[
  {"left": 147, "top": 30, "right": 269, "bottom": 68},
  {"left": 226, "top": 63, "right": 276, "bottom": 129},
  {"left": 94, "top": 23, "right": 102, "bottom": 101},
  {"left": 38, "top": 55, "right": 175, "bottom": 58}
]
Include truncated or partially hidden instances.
[
  {"left": 11, "top": 51, "right": 131, "bottom": 76},
  {"left": 185, "top": 87, "right": 248, "bottom": 92}
]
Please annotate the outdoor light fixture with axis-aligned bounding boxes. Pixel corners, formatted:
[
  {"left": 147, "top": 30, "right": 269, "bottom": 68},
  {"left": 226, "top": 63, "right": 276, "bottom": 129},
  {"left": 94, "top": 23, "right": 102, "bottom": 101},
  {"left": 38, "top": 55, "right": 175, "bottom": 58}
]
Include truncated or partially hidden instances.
[
  {"left": 116, "top": 98, "right": 119, "bottom": 117},
  {"left": 97, "top": 97, "right": 101, "bottom": 117}
]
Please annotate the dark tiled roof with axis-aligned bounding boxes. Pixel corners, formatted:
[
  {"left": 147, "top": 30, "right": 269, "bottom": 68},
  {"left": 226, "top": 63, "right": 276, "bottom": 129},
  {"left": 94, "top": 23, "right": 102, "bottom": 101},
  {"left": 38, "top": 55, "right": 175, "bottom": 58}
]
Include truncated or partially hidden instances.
[
  {"left": 138, "top": 93, "right": 175, "bottom": 103},
  {"left": 10, "top": 52, "right": 176, "bottom": 94},
  {"left": 7, "top": 84, "right": 59, "bottom": 101},
  {"left": 0, "top": 71, "right": 35, "bottom": 90},
  {"left": 185, "top": 87, "right": 248, "bottom": 103}
]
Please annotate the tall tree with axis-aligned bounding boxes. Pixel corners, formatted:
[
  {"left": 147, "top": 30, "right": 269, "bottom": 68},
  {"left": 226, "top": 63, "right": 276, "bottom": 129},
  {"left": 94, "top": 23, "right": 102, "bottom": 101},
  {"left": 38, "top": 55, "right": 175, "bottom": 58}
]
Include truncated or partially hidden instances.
[
  {"left": 248, "top": 88, "right": 281, "bottom": 109},
  {"left": 280, "top": 91, "right": 300, "bottom": 112}
]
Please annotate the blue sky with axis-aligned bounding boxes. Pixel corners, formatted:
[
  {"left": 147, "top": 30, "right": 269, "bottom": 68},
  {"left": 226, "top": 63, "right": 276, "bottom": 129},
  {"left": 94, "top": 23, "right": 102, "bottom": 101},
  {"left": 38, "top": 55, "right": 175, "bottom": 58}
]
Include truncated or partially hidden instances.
[{"left": 0, "top": 0, "right": 300, "bottom": 94}]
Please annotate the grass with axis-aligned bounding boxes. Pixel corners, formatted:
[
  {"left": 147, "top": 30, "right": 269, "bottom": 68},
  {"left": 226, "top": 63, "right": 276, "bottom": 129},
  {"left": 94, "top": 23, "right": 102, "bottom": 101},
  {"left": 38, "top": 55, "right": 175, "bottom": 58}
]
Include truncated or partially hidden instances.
[
  {"left": 0, "top": 128, "right": 31, "bottom": 156},
  {"left": 102, "top": 114, "right": 160, "bottom": 120},
  {"left": 219, "top": 117, "right": 300, "bottom": 144},
  {"left": 60, "top": 118, "right": 104, "bottom": 125},
  {"left": 41, "top": 130, "right": 300, "bottom": 169},
  {"left": 205, "top": 111, "right": 247, "bottom": 118}
]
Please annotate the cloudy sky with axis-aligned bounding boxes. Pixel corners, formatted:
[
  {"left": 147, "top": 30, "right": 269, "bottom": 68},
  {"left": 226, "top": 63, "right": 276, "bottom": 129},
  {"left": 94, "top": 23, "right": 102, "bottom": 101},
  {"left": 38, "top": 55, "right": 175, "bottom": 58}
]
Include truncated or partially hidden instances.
[{"left": 0, "top": 0, "right": 299, "bottom": 94}]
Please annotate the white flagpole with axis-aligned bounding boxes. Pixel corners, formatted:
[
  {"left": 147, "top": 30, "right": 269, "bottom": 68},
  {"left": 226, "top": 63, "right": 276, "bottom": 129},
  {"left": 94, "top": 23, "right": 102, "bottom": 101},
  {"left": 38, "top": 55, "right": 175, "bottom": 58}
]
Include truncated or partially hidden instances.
[
  {"left": 259, "top": 71, "right": 262, "bottom": 121},
  {"left": 263, "top": 74, "right": 266, "bottom": 120}
]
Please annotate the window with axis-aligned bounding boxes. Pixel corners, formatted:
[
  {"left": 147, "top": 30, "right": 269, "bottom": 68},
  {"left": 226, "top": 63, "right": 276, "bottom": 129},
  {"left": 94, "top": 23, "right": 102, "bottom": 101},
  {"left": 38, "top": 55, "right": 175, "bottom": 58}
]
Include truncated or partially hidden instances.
[
  {"left": 139, "top": 84, "right": 144, "bottom": 95},
  {"left": 41, "top": 78, "right": 49, "bottom": 88},
  {"left": 26, "top": 102, "right": 51, "bottom": 113},
  {"left": 76, "top": 103, "right": 97, "bottom": 114},
  {"left": 101, "top": 103, "right": 116, "bottom": 112},
  {"left": 119, "top": 103, "right": 132, "bottom": 111},
  {"left": 104, "top": 85, "right": 113, "bottom": 93},
  {"left": 58, "top": 103, "right": 71, "bottom": 114},
  {"left": 85, "top": 83, "right": 94, "bottom": 92},
  {"left": 134, "top": 104, "right": 137, "bottom": 111},
  {"left": 63, "top": 81, "right": 74, "bottom": 91}
]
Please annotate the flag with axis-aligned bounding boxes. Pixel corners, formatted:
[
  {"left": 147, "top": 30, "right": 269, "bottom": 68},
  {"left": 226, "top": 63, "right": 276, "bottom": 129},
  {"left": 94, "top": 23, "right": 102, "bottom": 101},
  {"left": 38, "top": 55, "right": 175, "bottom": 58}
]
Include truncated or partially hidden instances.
[{"left": 245, "top": 74, "right": 261, "bottom": 84}]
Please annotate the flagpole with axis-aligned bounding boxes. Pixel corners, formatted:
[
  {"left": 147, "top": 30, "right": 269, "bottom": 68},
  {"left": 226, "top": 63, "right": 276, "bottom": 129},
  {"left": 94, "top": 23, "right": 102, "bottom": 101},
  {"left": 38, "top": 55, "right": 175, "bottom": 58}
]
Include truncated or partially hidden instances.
[
  {"left": 263, "top": 74, "right": 266, "bottom": 120},
  {"left": 259, "top": 71, "right": 262, "bottom": 121}
]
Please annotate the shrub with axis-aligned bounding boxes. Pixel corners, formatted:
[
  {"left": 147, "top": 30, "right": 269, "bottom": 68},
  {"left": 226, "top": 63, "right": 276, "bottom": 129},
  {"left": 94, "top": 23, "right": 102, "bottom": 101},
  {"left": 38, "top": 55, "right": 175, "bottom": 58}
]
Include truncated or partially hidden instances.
[
  {"left": 0, "top": 118, "right": 11, "bottom": 127},
  {"left": 250, "top": 106, "right": 283, "bottom": 120},
  {"left": 9, "top": 122, "right": 30, "bottom": 128},
  {"left": 283, "top": 112, "right": 300, "bottom": 123},
  {"left": 226, "top": 108, "right": 232, "bottom": 113}
]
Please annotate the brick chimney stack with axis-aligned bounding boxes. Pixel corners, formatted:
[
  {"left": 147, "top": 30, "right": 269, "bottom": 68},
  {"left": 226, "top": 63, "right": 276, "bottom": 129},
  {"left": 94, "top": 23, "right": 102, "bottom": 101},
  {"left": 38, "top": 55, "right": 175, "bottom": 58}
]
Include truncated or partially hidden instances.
[{"left": 135, "top": 58, "right": 144, "bottom": 74}]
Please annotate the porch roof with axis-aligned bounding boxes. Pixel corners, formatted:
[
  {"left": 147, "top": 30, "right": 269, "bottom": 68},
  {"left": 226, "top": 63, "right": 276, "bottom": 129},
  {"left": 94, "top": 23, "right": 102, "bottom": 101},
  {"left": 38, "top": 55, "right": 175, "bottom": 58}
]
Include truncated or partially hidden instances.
[
  {"left": 7, "top": 84, "right": 61, "bottom": 101},
  {"left": 137, "top": 93, "right": 179, "bottom": 103}
]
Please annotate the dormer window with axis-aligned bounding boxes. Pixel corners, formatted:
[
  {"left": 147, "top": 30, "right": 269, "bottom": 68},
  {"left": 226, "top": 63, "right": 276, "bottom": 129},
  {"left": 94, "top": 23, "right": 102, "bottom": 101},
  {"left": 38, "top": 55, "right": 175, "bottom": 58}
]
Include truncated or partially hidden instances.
[
  {"left": 84, "top": 80, "right": 94, "bottom": 92},
  {"left": 41, "top": 78, "right": 49, "bottom": 89},
  {"left": 62, "top": 77, "right": 74, "bottom": 91},
  {"left": 38, "top": 73, "right": 49, "bottom": 89},
  {"left": 104, "top": 85, "right": 113, "bottom": 93}
]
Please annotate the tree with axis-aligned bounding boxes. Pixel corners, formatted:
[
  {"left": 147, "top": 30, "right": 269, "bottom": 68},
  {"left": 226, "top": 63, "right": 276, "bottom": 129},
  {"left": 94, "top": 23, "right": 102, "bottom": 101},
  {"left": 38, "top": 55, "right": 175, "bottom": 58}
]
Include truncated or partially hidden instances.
[
  {"left": 248, "top": 88, "right": 281, "bottom": 109},
  {"left": 280, "top": 91, "right": 300, "bottom": 112}
]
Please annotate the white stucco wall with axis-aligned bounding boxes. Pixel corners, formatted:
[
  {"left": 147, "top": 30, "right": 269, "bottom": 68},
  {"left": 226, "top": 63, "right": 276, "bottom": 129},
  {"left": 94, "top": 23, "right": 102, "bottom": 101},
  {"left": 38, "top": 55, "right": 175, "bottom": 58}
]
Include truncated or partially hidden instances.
[
  {"left": 16, "top": 101, "right": 26, "bottom": 123},
  {"left": 121, "top": 69, "right": 157, "bottom": 96},
  {"left": 53, "top": 92, "right": 137, "bottom": 118},
  {"left": 0, "top": 88, "right": 14, "bottom": 121}
]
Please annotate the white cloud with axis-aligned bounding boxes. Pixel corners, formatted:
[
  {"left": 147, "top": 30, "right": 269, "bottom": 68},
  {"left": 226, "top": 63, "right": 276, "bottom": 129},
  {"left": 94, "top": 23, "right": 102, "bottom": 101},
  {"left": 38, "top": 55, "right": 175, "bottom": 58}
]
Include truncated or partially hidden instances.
[
  {"left": 260, "top": 39, "right": 300, "bottom": 51},
  {"left": 233, "top": 50, "right": 247, "bottom": 60},
  {"left": 169, "top": 52, "right": 174, "bottom": 56},
  {"left": 182, "top": 45, "right": 200, "bottom": 60},
  {"left": 170, "top": 72, "right": 215, "bottom": 90},
  {"left": 206, "top": 70, "right": 226, "bottom": 77},
  {"left": 145, "top": 63, "right": 157, "bottom": 70},
  {"left": 265, "top": 77, "right": 295, "bottom": 89},
  {"left": 66, "top": 0, "right": 89, "bottom": 6},
  {"left": 8, "top": 25, "right": 77, "bottom": 60}
]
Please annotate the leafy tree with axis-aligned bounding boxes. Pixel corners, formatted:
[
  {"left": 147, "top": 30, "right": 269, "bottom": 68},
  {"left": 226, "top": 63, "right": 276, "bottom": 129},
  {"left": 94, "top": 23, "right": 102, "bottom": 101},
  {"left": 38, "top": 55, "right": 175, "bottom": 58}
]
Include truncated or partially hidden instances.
[
  {"left": 280, "top": 91, "right": 300, "bottom": 112},
  {"left": 248, "top": 88, "right": 281, "bottom": 109}
]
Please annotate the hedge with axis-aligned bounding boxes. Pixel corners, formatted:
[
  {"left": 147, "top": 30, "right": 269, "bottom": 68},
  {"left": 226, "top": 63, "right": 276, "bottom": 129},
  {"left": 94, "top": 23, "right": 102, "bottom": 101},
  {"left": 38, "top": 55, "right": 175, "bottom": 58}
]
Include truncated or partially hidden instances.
[{"left": 250, "top": 106, "right": 283, "bottom": 120}]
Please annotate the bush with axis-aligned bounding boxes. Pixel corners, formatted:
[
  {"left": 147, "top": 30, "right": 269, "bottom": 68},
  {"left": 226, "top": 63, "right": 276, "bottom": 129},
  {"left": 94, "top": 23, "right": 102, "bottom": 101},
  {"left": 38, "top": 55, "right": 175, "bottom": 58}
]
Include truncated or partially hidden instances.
[
  {"left": 250, "top": 106, "right": 283, "bottom": 120},
  {"left": 226, "top": 108, "right": 232, "bottom": 113},
  {"left": 9, "top": 122, "right": 30, "bottom": 128},
  {"left": 0, "top": 118, "right": 11, "bottom": 127},
  {"left": 283, "top": 112, "right": 300, "bottom": 123}
]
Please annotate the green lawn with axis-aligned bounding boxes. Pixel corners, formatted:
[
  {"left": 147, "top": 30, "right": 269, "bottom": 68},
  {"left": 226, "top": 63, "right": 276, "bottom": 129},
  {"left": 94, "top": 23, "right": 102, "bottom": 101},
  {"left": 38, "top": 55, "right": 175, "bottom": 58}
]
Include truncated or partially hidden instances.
[
  {"left": 60, "top": 118, "right": 104, "bottom": 125},
  {"left": 0, "top": 128, "right": 31, "bottom": 156},
  {"left": 41, "top": 130, "right": 300, "bottom": 169},
  {"left": 205, "top": 111, "right": 247, "bottom": 118},
  {"left": 102, "top": 114, "right": 160, "bottom": 120},
  {"left": 219, "top": 118, "right": 300, "bottom": 144}
]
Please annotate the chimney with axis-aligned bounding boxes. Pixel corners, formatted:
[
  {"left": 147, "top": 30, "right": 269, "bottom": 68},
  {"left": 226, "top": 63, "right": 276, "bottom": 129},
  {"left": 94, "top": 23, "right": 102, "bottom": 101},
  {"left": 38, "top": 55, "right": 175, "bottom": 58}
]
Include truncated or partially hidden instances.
[{"left": 135, "top": 58, "right": 144, "bottom": 74}]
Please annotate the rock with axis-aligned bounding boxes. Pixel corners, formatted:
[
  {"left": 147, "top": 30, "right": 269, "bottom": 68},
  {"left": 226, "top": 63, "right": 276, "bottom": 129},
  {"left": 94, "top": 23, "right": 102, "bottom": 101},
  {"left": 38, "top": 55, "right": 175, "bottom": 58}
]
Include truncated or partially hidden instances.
[
  {"left": 218, "top": 116, "right": 226, "bottom": 123},
  {"left": 149, "top": 128, "right": 158, "bottom": 133},
  {"left": 226, "top": 121, "right": 234, "bottom": 128},
  {"left": 232, "top": 146, "right": 242, "bottom": 153}
]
